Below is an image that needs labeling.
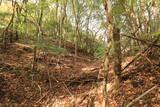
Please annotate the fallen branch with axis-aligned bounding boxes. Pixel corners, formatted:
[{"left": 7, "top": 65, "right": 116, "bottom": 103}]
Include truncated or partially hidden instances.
[
  {"left": 62, "top": 82, "right": 73, "bottom": 96},
  {"left": 50, "top": 74, "right": 101, "bottom": 89},
  {"left": 36, "top": 92, "right": 49, "bottom": 104},
  {"left": 126, "top": 85, "right": 158, "bottom": 107},
  {"left": 121, "top": 34, "right": 160, "bottom": 48},
  {"left": 122, "top": 37, "right": 159, "bottom": 72},
  {"left": 70, "top": 55, "right": 91, "bottom": 62},
  {"left": 122, "top": 47, "right": 149, "bottom": 71}
]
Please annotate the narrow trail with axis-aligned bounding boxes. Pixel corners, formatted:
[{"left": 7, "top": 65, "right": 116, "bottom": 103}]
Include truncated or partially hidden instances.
[{"left": 0, "top": 42, "right": 104, "bottom": 106}]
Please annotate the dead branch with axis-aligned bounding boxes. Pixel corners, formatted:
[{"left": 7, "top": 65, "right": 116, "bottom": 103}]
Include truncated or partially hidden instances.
[
  {"left": 122, "top": 47, "right": 149, "bottom": 71},
  {"left": 62, "top": 82, "right": 73, "bottom": 96},
  {"left": 122, "top": 37, "right": 160, "bottom": 72},
  {"left": 36, "top": 91, "right": 49, "bottom": 104},
  {"left": 71, "top": 54, "right": 91, "bottom": 62},
  {"left": 126, "top": 85, "right": 158, "bottom": 107},
  {"left": 121, "top": 34, "right": 160, "bottom": 48},
  {"left": 65, "top": 74, "right": 99, "bottom": 87}
]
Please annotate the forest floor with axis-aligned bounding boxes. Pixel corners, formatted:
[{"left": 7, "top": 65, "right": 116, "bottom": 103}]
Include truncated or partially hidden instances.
[{"left": 0, "top": 42, "right": 159, "bottom": 107}]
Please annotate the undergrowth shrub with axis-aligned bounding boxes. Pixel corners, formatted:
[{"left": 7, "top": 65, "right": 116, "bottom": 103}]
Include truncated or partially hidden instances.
[{"left": 20, "top": 39, "right": 69, "bottom": 54}]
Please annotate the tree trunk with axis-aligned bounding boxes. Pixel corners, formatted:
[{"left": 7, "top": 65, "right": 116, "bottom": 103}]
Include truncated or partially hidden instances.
[
  {"left": 2, "top": 0, "right": 16, "bottom": 49},
  {"left": 37, "top": 0, "right": 44, "bottom": 39},
  {"left": 101, "top": 0, "right": 114, "bottom": 106},
  {"left": 71, "top": 0, "right": 80, "bottom": 60},
  {"left": 101, "top": 0, "right": 122, "bottom": 106},
  {"left": 113, "top": 27, "right": 121, "bottom": 90}
]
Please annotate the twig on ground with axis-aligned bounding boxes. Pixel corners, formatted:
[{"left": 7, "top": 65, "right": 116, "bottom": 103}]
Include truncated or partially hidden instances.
[
  {"left": 126, "top": 85, "right": 158, "bottom": 107},
  {"left": 62, "top": 82, "right": 73, "bottom": 96},
  {"left": 36, "top": 92, "right": 49, "bottom": 104}
]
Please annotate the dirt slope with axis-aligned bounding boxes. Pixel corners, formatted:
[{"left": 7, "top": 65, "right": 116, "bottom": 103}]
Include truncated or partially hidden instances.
[
  {"left": 0, "top": 43, "right": 100, "bottom": 106},
  {"left": 0, "top": 43, "right": 159, "bottom": 107}
]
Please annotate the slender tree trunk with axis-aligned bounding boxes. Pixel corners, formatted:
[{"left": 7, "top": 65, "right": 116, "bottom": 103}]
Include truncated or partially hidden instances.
[
  {"left": 15, "top": 3, "right": 22, "bottom": 41},
  {"left": 101, "top": 0, "right": 114, "bottom": 106},
  {"left": 55, "top": 0, "right": 59, "bottom": 46},
  {"left": 23, "top": 0, "right": 28, "bottom": 39},
  {"left": 60, "top": 0, "right": 68, "bottom": 48},
  {"left": 101, "top": 0, "right": 122, "bottom": 106},
  {"left": 2, "top": 0, "right": 16, "bottom": 49},
  {"left": 37, "top": 0, "right": 44, "bottom": 39},
  {"left": 113, "top": 27, "right": 121, "bottom": 90},
  {"left": 71, "top": 0, "right": 80, "bottom": 60}
]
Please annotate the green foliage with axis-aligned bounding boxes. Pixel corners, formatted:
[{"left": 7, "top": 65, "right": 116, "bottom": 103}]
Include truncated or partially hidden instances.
[
  {"left": 35, "top": 41, "right": 69, "bottom": 54},
  {"left": 0, "top": 23, "right": 5, "bottom": 28},
  {"left": 113, "top": 1, "right": 125, "bottom": 16},
  {"left": 19, "top": 39, "right": 35, "bottom": 45},
  {"left": 45, "top": 19, "right": 58, "bottom": 28},
  {"left": 3, "top": 0, "right": 159, "bottom": 60},
  {"left": 0, "top": 12, "right": 12, "bottom": 28},
  {"left": 0, "top": 12, "right": 12, "bottom": 17},
  {"left": 129, "top": 0, "right": 137, "bottom": 8},
  {"left": 93, "top": 43, "right": 105, "bottom": 59},
  {"left": 20, "top": 39, "right": 69, "bottom": 54}
]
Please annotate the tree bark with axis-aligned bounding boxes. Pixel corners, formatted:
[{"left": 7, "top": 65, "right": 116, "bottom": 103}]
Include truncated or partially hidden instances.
[
  {"left": 71, "top": 0, "right": 80, "bottom": 60},
  {"left": 101, "top": 0, "right": 114, "bottom": 106},
  {"left": 101, "top": 0, "right": 122, "bottom": 106},
  {"left": 113, "top": 27, "right": 121, "bottom": 90},
  {"left": 2, "top": 0, "right": 16, "bottom": 49}
]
